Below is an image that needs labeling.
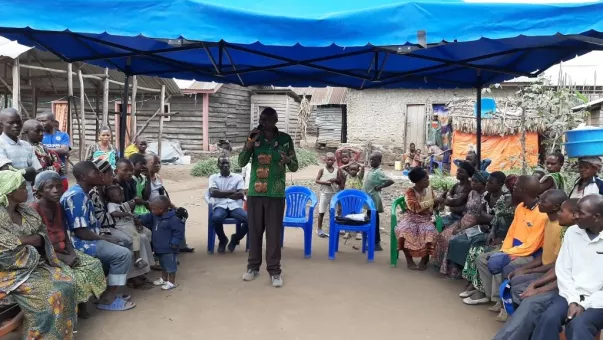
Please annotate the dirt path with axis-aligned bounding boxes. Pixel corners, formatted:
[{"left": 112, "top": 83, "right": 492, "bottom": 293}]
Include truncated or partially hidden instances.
[{"left": 6, "top": 165, "right": 501, "bottom": 340}]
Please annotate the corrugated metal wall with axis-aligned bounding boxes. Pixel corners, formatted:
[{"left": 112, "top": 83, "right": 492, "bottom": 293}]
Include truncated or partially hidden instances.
[
  {"left": 316, "top": 105, "right": 343, "bottom": 147},
  {"left": 250, "top": 93, "right": 301, "bottom": 140}
]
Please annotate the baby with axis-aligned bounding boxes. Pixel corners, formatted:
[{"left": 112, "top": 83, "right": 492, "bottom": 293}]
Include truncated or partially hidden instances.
[{"left": 106, "top": 185, "right": 152, "bottom": 269}]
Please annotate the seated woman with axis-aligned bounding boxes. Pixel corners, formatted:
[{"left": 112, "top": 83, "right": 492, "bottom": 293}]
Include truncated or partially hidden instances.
[
  {"left": 85, "top": 126, "right": 117, "bottom": 169},
  {"left": 31, "top": 171, "right": 107, "bottom": 318},
  {"left": 569, "top": 156, "right": 603, "bottom": 199},
  {"left": 440, "top": 161, "right": 474, "bottom": 227},
  {"left": 461, "top": 175, "right": 517, "bottom": 304},
  {"left": 432, "top": 170, "right": 489, "bottom": 278},
  {"left": 395, "top": 167, "right": 442, "bottom": 270},
  {"left": 0, "top": 170, "right": 76, "bottom": 339}
]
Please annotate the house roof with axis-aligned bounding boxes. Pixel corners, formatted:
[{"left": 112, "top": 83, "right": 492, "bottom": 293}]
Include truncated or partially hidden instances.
[
  {"left": 257, "top": 86, "right": 347, "bottom": 105},
  {"left": 573, "top": 97, "right": 603, "bottom": 111},
  {"left": 3, "top": 48, "right": 181, "bottom": 95},
  {"left": 180, "top": 80, "right": 223, "bottom": 94},
  {"left": 252, "top": 87, "right": 301, "bottom": 101}
]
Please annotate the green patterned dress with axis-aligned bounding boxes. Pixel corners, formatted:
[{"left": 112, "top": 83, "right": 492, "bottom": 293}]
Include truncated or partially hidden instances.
[
  {"left": 0, "top": 204, "right": 77, "bottom": 340},
  {"left": 462, "top": 191, "right": 515, "bottom": 291}
]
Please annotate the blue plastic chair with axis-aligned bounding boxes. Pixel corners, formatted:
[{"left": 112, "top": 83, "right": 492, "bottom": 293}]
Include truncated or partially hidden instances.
[
  {"left": 328, "top": 189, "right": 377, "bottom": 262},
  {"left": 204, "top": 192, "right": 249, "bottom": 254},
  {"left": 429, "top": 149, "right": 452, "bottom": 174},
  {"left": 282, "top": 186, "right": 318, "bottom": 258}
]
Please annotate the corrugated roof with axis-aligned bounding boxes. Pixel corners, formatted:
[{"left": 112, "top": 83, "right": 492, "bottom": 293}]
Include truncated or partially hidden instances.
[
  {"left": 181, "top": 81, "right": 223, "bottom": 93},
  {"left": 573, "top": 97, "right": 603, "bottom": 111},
  {"left": 256, "top": 86, "right": 347, "bottom": 105}
]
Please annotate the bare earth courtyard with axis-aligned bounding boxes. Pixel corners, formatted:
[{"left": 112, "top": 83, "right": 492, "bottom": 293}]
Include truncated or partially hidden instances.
[{"left": 7, "top": 164, "right": 500, "bottom": 340}]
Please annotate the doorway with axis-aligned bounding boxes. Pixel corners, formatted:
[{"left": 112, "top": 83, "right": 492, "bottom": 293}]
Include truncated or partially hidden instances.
[{"left": 405, "top": 104, "right": 426, "bottom": 151}]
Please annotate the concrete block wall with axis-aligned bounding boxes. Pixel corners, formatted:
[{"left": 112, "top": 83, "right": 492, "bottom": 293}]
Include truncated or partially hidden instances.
[{"left": 345, "top": 88, "right": 517, "bottom": 146}]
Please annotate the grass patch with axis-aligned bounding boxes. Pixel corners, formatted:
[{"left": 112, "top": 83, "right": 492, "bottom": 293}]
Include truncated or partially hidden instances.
[{"left": 190, "top": 148, "right": 318, "bottom": 177}]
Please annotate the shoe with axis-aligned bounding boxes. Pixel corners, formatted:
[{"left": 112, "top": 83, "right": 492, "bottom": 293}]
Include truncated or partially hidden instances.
[
  {"left": 355, "top": 233, "right": 362, "bottom": 241},
  {"left": 153, "top": 278, "right": 165, "bottom": 286},
  {"left": 161, "top": 281, "right": 177, "bottom": 290},
  {"left": 488, "top": 301, "right": 502, "bottom": 313},
  {"left": 462, "top": 296, "right": 490, "bottom": 305},
  {"left": 227, "top": 234, "right": 238, "bottom": 253},
  {"left": 343, "top": 232, "right": 351, "bottom": 239},
  {"left": 242, "top": 269, "right": 259, "bottom": 281},
  {"left": 459, "top": 290, "right": 476, "bottom": 298},
  {"left": 375, "top": 243, "right": 383, "bottom": 251},
  {"left": 271, "top": 275, "right": 283, "bottom": 288},
  {"left": 496, "top": 309, "right": 508, "bottom": 322},
  {"left": 217, "top": 240, "right": 228, "bottom": 254},
  {"left": 317, "top": 230, "right": 329, "bottom": 238},
  {"left": 180, "top": 247, "right": 195, "bottom": 253}
]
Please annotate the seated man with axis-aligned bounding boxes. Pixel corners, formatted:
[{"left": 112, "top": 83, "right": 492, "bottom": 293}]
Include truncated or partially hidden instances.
[
  {"left": 208, "top": 156, "right": 248, "bottom": 253},
  {"left": 61, "top": 161, "right": 135, "bottom": 311},
  {"left": 493, "top": 198, "right": 578, "bottom": 340},
  {"left": 464, "top": 176, "right": 546, "bottom": 316},
  {"left": 506, "top": 189, "right": 569, "bottom": 303}
]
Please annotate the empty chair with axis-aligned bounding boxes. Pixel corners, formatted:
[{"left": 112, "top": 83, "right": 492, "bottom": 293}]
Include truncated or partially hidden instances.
[
  {"left": 328, "top": 189, "right": 377, "bottom": 262},
  {"left": 204, "top": 192, "right": 249, "bottom": 254},
  {"left": 281, "top": 186, "right": 317, "bottom": 258},
  {"left": 390, "top": 196, "right": 407, "bottom": 267}
]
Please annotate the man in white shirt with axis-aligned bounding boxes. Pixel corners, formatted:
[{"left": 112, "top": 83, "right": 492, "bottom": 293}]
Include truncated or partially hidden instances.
[
  {"left": 530, "top": 194, "right": 603, "bottom": 340},
  {"left": 208, "top": 157, "right": 248, "bottom": 254}
]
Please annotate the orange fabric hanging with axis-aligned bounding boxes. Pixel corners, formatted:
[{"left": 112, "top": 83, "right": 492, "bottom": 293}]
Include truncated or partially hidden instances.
[{"left": 451, "top": 131, "right": 539, "bottom": 173}]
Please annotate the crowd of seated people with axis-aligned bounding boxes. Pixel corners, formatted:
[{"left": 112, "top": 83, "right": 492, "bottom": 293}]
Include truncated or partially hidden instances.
[
  {"left": 395, "top": 149, "right": 603, "bottom": 339},
  {"left": 0, "top": 108, "right": 191, "bottom": 338}
]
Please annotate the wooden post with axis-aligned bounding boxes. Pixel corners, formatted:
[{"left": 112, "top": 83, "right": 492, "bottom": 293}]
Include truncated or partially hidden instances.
[
  {"left": 102, "top": 68, "right": 109, "bottom": 126},
  {"left": 131, "top": 75, "right": 137, "bottom": 139},
  {"left": 11, "top": 59, "right": 20, "bottom": 111},
  {"left": 158, "top": 85, "right": 165, "bottom": 159},
  {"left": 78, "top": 69, "right": 86, "bottom": 160},
  {"left": 32, "top": 86, "right": 37, "bottom": 116},
  {"left": 67, "top": 63, "right": 73, "bottom": 140},
  {"left": 95, "top": 87, "right": 100, "bottom": 139},
  {"left": 202, "top": 93, "right": 209, "bottom": 151}
]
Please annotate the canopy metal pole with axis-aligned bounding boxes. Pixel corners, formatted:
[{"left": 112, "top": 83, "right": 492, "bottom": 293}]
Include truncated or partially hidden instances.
[
  {"left": 476, "top": 80, "right": 483, "bottom": 167},
  {"left": 120, "top": 75, "right": 129, "bottom": 158}
]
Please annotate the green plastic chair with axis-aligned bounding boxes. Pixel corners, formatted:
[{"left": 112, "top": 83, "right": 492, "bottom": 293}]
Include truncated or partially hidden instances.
[
  {"left": 390, "top": 196, "right": 444, "bottom": 267},
  {"left": 390, "top": 196, "right": 406, "bottom": 267}
]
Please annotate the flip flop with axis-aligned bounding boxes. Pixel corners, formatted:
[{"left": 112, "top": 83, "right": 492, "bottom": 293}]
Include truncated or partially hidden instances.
[
  {"left": 96, "top": 297, "right": 136, "bottom": 311},
  {"left": 93, "top": 294, "right": 130, "bottom": 304}
]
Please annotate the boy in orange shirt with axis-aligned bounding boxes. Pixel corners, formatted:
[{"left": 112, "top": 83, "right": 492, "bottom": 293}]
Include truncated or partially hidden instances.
[{"left": 464, "top": 176, "right": 547, "bottom": 319}]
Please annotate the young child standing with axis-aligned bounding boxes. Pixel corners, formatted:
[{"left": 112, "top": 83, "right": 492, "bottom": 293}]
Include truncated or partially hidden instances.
[
  {"left": 315, "top": 152, "right": 341, "bottom": 238},
  {"left": 363, "top": 151, "right": 394, "bottom": 251},
  {"left": 105, "top": 185, "right": 152, "bottom": 269},
  {"left": 341, "top": 162, "right": 365, "bottom": 240},
  {"left": 140, "top": 196, "right": 184, "bottom": 290},
  {"left": 130, "top": 153, "right": 151, "bottom": 215}
]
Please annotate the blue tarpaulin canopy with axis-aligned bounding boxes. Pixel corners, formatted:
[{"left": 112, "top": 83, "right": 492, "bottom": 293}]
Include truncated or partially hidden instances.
[
  {"left": 1, "top": 0, "right": 603, "bottom": 89},
  {"left": 2, "top": 0, "right": 603, "bottom": 157}
]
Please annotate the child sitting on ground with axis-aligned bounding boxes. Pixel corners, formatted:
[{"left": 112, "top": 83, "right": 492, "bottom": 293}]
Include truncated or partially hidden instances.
[
  {"left": 105, "top": 185, "right": 153, "bottom": 269},
  {"left": 139, "top": 195, "right": 185, "bottom": 290},
  {"left": 315, "top": 152, "right": 342, "bottom": 238}
]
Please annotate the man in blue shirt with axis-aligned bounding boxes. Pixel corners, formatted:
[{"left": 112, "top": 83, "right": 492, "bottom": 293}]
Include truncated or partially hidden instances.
[{"left": 37, "top": 111, "right": 70, "bottom": 164}]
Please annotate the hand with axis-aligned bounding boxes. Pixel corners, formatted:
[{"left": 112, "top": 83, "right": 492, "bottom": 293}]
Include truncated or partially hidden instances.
[
  {"left": 329, "top": 178, "right": 338, "bottom": 183},
  {"left": 229, "top": 192, "right": 245, "bottom": 200},
  {"left": 434, "top": 197, "right": 444, "bottom": 205},
  {"left": 246, "top": 128, "right": 261, "bottom": 148},
  {"left": 105, "top": 236, "right": 121, "bottom": 245},
  {"left": 134, "top": 197, "right": 146, "bottom": 205},
  {"left": 519, "top": 283, "right": 538, "bottom": 299},
  {"left": 567, "top": 303, "right": 585, "bottom": 321},
  {"left": 279, "top": 151, "right": 290, "bottom": 165}
]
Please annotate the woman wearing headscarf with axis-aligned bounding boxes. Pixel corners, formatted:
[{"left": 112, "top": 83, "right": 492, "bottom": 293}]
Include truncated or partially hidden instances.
[
  {"left": 394, "top": 167, "right": 442, "bottom": 270},
  {"left": 432, "top": 170, "right": 489, "bottom": 278},
  {"left": 569, "top": 156, "right": 603, "bottom": 198},
  {"left": 31, "top": 171, "right": 107, "bottom": 318},
  {"left": 85, "top": 126, "right": 117, "bottom": 169},
  {"left": 0, "top": 170, "right": 76, "bottom": 339},
  {"left": 460, "top": 173, "right": 517, "bottom": 299},
  {"left": 440, "top": 161, "right": 475, "bottom": 228}
]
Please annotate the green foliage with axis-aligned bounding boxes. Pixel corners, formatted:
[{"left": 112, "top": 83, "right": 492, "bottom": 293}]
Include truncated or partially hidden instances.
[
  {"left": 430, "top": 168, "right": 458, "bottom": 193},
  {"left": 190, "top": 148, "right": 318, "bottom": 177}
]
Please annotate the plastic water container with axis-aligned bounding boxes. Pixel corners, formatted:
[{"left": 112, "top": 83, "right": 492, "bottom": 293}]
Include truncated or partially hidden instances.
[
  {"left": 394, "top": 161, "right": 402, "bottom": 171},
  {"left": 564, "top": 126, "right": 603, "bottom": 158},
  {"left": 402, "top": 169, "right": 409, "bottom": 177},
  {"left": 179, "top": 155, "right": 191, "bottom": 165},
  {"left": 566, "top": 126, "right": 603, "bottom": 143}
]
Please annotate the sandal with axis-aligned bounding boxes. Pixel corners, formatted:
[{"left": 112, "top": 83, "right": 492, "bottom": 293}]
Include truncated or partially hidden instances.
[
  {"left": 135, "top": 258, "right": 148, "bottom": 269},
  {"left": 96, "top": 297, "right": 136, "bottom": 311}
]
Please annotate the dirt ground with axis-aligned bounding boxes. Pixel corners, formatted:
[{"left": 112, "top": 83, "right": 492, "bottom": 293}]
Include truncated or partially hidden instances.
[{"left": 6, "top": 164, "right": 501, "bottom": 340}]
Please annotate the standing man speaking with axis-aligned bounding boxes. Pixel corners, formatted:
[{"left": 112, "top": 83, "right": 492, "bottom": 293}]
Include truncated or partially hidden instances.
[{"left": 239, "top": 107, "right": 298, "bottom": 287}]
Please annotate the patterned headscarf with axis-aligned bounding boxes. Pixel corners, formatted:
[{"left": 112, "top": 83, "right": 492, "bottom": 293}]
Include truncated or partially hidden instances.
[
  {"left": 472, "top": 170, "right": 490, "bottom": 184},
  {"left": 457, "top": 160, "right": 476, "bottom": 177},
  {"left": 0, "top": 170, "right": 25, "bottom": 206},
  {"left": 33, "top": 170, "right": 61, "bottom": 192}
]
